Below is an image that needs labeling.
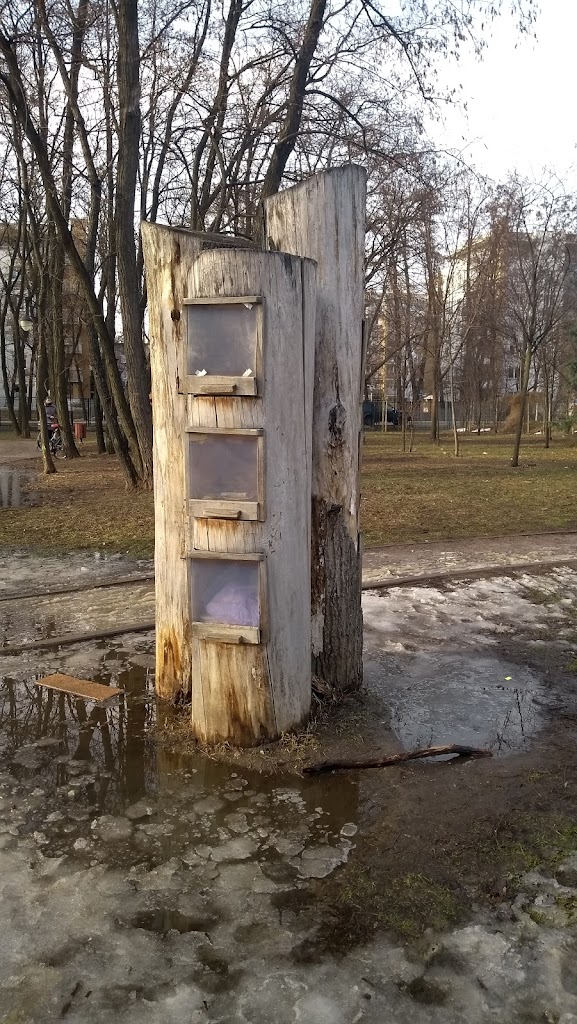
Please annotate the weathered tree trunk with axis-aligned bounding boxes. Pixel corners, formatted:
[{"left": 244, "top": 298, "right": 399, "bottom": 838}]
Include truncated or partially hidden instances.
[
  {"left": 37, "top": 322, "right": 56, "bottom": 475},
  {"left": 142, "top": 223, "right": 315, "bottom": 744},
  {"left": 264, "top": 165, "right": 366, "bottom": 693},
  {"left": 511, "top": 341, "right": 533, "bottom": 467},
  {"left": 94, "top": 387, "right": 106, "bottom": 454},
  {"left": 115, "top": 0, "right": 152, "bottom": 485}
]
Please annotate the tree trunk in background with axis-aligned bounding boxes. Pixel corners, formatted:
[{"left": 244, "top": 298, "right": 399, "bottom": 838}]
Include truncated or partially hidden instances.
[
  {"left": 259, "top": 0, "right": 328, "bottom": 203},
  {"left": 36, "top": 321, "right": 56, "bottom": 475},
  {"left": 94, "top": 387, "right": 105, "bottom": 453},
  {"left": 511, "top": 342, "right": 532, "bottom": 467},
  {"left": 543, "top": 371, "right": 551, "bottom": 449},
  {"left": 115, "top": 0, "right": 152, "bottom": 484},
  {"left": 264, "top": 165, "right": 367, "bottom": 694},
  {"left": 13, "top": 317, "right": 29, "bottom": 437},
  {"left": 49, "top": 239, "right": 79, "bottom": 457},
  {"left": 430, "top": 386, "right": 438, "bottom": 441},
  {"left": 449, "top": 346, "right": 459, "bottom": 456},
  {"left": 26, "top": 341, "right": 37, "bottom": 422}
]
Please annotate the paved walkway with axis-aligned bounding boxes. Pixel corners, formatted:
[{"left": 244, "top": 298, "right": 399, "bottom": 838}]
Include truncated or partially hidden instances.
[{"left": 363, "top": 532, "right": 577, "bottom": 586}]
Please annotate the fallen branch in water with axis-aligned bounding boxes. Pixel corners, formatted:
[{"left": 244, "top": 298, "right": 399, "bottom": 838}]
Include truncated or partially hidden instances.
[{"left": 302, "top": 744, "right": 492, "bottom": 775}]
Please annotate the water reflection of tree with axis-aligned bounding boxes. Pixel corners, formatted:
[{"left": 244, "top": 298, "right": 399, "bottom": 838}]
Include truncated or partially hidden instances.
[
  {"left": 0, "top": 665, "right": 156, "bottom": 812},
  {"left": 0, "top": 608, "right": 60, "bottom": 646}
]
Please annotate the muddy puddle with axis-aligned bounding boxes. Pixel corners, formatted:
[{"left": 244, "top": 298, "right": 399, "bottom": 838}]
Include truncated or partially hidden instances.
[
  {"left": 364, "top": 649, "right": 547, "bottom": 756},
  {"left": 3, "top": 548, "right": 577, "bottom": 1021},
  {"left": 0, "top": 565, "right": 571, "bottom": 906},
  {"left": 0, "top": 465, "right": 29, "bottom": 508},
  {"left": 0, "top": 631, "right": 548, "bottom": 899},
  {"left": 0, "top": 645, "right": 360, "bottom": 885}
]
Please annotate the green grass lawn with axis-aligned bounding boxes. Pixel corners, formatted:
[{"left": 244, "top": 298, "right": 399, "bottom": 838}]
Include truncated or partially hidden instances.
[{"left": 0, "top": 430, "right": 576, "bottom": 554}]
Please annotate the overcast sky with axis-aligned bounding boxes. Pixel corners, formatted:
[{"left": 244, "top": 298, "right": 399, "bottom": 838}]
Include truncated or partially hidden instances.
[{"left": 428, "top": 0, "right": 576, "bottom": 186}]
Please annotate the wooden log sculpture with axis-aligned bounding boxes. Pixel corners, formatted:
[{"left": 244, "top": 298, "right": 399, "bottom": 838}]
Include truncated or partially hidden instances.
[
  {"left": 142, "top": 223, "right": 316, "bottom": 745},
  {"left": 264, "top": 166, "right": 367, "bottom": 694}
]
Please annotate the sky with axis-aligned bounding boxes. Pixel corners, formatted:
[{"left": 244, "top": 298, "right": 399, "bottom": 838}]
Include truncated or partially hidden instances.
[{"left": 429, "top": 0, "right": 576, "bottom": 187}]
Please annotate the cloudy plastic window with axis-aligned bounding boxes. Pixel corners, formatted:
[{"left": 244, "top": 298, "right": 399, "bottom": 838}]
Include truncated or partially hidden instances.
[
  {"left": 188, "top": 434, "right": 259, "bottom": 502},
  {"left": 191, "top": 559, "right": 260, "bottom": 628},
  {"left": 186, "top": 303, "right": 257, "bottom": 378}
]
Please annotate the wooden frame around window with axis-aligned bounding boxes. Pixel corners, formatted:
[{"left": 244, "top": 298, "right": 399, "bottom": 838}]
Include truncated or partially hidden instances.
[
  {"left": 185, "top": 426, "right": 265, "bottom": 522},
  {"left": 180, "top": 295, "right": 263, "bottom": 397},
  {"left": 187, "top": 551, "right": 267, "bottom": 645}
]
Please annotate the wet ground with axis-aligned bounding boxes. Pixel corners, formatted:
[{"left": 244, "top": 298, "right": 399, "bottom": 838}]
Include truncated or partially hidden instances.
[
  {"left": 1, "top": 548, "right": 577, "bottom": 1021},
  {"left": 362, "top": 531, "right": 577, "bottom": 585},
  {"left": 0, "top": 465, "right": 35, "bottom": 509}
]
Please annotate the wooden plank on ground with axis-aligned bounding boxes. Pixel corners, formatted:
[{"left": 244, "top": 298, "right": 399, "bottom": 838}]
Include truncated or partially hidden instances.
[{"left": 35, "top": 673, "right": 125, "bottom": 705}]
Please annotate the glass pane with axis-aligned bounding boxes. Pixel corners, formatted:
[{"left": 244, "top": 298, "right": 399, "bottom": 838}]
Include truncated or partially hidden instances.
[
  {"left": 191, "top": 559, "right": 260, "bottom": 627},
  {"left": 186, "top": 303, "right": 257, "bottom": 378},
  {"left": 189, "top": 434, "right": 258, "bottom": 502}
]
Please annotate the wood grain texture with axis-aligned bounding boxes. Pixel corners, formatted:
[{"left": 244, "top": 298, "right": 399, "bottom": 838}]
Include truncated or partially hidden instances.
[
  {"left": 142, "top": 224, "right": 315, "bottom": 743},
  {"left": 264, "top": 165, "right": 367, "bottom": 693},
  {"left": 184, "top": 376, "right": 258, "bottom": 397},
  {"left": 185, "top": 426, "right": 263, "bottom": 436},
  {"left": 190, "top": 623, "right": 261, "bottom": 644},
  {"left": 36, "top": 674, "right": 124, "bottom": 704},
  {"left": 141, "top": 223, "right": 205, "bottom": 700},
  {"left": 183, "top": 295, "right": 260, "bottom": 306},
  {"left": 187, "top": 501, "right": 262, "bottom": 521},
  {"left": 187, "top": 248, "right": 316, "bottom": 741}
]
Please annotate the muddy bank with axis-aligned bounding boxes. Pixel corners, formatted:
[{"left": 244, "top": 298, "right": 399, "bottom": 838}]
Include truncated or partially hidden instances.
[{"left": 2, "top": 550, "right": 577, "bottom": 1021}]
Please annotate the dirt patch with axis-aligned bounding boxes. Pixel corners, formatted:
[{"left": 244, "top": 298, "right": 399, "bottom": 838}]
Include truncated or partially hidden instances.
[
  {"left": 2, "top": 431, "right": 577, "bottom": 556},
  {"left": 279, "top": 620, "right": 577, "bottom": 953},
  {"left": 154, "top": 569, "right": 577, "bottom": 952},
  {"left": 0, "top": 445, "right": 154, "bottom": 556}
]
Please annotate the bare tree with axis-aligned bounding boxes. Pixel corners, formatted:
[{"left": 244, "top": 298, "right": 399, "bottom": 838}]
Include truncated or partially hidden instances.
[{"left": 502, "top": 180, "right": 575, "bottom": 467}]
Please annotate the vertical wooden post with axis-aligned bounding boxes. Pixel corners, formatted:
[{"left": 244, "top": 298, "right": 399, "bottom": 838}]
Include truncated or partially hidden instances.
[
  {"left": 264, "top": 166, "right": 367, "bottom": 692},
  {"left": 142, "top": 223, "right": 315, "bottom": 744}
]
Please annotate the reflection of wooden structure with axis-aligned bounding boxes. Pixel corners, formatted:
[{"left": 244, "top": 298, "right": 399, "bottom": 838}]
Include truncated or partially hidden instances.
[{"left": 142, "top": 228, "right": 316, "bottom": 744}]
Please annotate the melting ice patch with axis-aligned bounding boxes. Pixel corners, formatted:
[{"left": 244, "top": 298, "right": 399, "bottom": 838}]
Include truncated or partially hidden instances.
[{"left": 362, "top": 570, "right": 577, "bottom": 650}]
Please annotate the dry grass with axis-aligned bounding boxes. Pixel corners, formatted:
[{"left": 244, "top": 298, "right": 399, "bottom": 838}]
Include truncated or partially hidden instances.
[
  {"left": 1, "top": 430, "right": 576, "bottom": 555},
  {"left": 0, "top": 442, "right": 154, "bottom": 556},
  {"left": 362, "top": 430, "right": 577, "bottom": 548}
]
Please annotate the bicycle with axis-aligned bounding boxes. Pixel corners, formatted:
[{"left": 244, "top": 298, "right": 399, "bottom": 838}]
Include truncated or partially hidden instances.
[{"left": 37, "top": 424, "right": 66, "bottom": 459}]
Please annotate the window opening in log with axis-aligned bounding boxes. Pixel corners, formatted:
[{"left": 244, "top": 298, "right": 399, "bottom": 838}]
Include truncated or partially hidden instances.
[
  {"left": 190, "top": 557, "right": 261, "bottom": 643},
  {"left": 186, "top": 428, "right": 264, "bottom": 521},
  {"left": 183, "top": 299, "right": 261, "bottom": 395}
]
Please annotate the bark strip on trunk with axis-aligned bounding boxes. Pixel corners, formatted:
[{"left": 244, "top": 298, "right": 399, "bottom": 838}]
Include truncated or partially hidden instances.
[{"left": 264, "top": 165, "right": 367, "bottom": 693}]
